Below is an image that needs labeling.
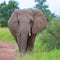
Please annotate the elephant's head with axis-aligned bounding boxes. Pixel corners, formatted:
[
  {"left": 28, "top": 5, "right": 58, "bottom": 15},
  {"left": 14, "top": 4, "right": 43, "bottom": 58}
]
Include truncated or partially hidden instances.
[
  {"left": 17, "top": 9, "right": 47, "bottom": 35},
  {"left": 8, "top": 9, "right": 47, "bottom": 55},
  {"left": 17, "top": 9, "right": 33, "bottom": 37}
]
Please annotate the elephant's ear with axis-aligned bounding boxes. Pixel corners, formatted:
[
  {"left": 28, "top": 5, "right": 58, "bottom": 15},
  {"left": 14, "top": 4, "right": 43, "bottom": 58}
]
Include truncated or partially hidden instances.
[
  {"left": 8, "top": 9, "right": 19, "bottom": 32},
  {"left": 32, "top": 9, "right": 47, "bottom": 34}
]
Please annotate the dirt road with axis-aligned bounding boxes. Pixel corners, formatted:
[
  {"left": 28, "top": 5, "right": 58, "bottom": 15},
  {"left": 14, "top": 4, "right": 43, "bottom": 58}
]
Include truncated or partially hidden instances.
[{"left": 0, "top": 41, "right": 16, "bottom": 60}]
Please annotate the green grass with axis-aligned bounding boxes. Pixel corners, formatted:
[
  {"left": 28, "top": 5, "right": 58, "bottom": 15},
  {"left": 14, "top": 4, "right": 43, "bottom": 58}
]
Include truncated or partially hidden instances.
[
  {"left": 0, "top": 28, "right": 60, "bottom": 60},
  {"left": 0, "top": 27, "right": 15, "bottom": 42},
  {"left": 16, "top": 49, "right": 60, "bottom": 60}
]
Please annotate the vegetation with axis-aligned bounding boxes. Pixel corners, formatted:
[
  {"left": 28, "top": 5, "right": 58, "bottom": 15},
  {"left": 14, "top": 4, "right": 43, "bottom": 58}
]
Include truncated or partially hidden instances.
[
  {"left": 0, "top": 28, "right": 14, "bottom": 42},
  {"left": 0, "top": 0, "right": 19, "bottom": 27},
  {"left": 35, "top": 19, "right": 60, "bottom": 51},
  {"left": 16, "top": 49, "right": 60, "bottom": 60}
]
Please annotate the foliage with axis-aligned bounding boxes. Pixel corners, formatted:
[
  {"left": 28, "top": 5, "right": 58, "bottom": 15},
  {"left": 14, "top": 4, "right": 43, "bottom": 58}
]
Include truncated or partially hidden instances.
[
  {"left": 47, "top": 19, "right": 60, "bottom": 49},
  {"left": 0, "top": 18, "right": 7, "bottom": 27},
  {"left": 36, "top": 19, "right": 60, "bottom": 51},
  {"left": 35, "top": 0, "right": 56, "bottom": 22},
  {"left": 0, "top": 0, "right": 19, "bottom": 27},
  {"left": 0, "top": 0, "right": 19, "bottom": 19}
]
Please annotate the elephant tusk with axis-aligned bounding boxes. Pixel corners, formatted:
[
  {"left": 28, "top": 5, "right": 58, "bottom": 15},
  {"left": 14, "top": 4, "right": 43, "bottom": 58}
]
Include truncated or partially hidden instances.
[{"left": 29, "top": 33, "right": 31, "bottom": 36}]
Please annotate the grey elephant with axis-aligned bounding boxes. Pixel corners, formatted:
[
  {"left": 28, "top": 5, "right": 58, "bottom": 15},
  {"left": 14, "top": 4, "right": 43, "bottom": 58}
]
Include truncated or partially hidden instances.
[{"left": 8, "top": 9, "right": 47, "bottom": 55}]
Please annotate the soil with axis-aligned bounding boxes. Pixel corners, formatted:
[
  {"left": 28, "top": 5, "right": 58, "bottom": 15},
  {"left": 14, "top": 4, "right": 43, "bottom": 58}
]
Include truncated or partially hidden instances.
[{"left": 0, "top": 41, "right": 16, "bottom": 60}]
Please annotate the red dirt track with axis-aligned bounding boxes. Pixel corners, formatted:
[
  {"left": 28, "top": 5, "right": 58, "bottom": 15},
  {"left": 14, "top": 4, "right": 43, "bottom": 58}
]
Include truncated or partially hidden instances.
[{"left": 0, "top": 42, "right": 16, "bottom": 60}]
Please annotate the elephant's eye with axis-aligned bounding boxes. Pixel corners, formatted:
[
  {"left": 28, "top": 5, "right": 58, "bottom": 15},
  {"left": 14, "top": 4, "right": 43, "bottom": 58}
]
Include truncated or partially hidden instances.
[
  {"left": 29, "top": 19, "right": 33, "bottom": 24},
  {"left": 17, "top": 20, "right": 20, "bottom": 24}
]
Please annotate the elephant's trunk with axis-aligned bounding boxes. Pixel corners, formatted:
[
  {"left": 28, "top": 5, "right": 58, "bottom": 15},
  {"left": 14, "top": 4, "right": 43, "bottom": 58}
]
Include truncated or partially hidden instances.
[{"left": 17, "top": 28, "right": 31, "bottom": 55}]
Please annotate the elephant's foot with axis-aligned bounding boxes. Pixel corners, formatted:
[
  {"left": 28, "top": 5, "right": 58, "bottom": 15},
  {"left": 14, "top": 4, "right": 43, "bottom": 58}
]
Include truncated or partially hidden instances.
[
  {"left": 26, "top": 46, "right": 33, "bottom": 52},
  {"left": 19, "top": 49, "right": 26, "bottom": 56}
]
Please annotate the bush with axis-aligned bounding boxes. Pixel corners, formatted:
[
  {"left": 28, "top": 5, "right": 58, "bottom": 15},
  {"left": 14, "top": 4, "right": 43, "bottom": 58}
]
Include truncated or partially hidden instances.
[
  {"left": 36, "top": 19, "right": 60, "bottom": 51},
  {"left": 0, "top": 18, "right": 8, "bottom": 27},
  {"left": 47, "top": 19, "right": 60, "bottom": 49}
]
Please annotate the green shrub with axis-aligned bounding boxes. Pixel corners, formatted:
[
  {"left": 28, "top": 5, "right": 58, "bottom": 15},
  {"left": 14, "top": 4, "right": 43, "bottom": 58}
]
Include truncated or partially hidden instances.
[
  {"left": 36, "top": 19, "right": 60, "bottom": 51},
  {"left": 47, "top": 19, "right": 60, "bottom": 49},
  {"left": 0, "top": 18, "right": 8, "bottom": 27}
]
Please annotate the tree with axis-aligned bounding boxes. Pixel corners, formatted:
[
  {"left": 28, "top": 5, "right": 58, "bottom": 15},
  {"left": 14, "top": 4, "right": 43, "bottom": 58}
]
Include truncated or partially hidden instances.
[
  {"left": 0, "top": 0, "right": 19, "bottom": 27},
  {"left": 35, "top": 0, "right": 56, "bottom": 22},
  {"left": 0, "top": 0, "right": 19, "bottom": 20}
]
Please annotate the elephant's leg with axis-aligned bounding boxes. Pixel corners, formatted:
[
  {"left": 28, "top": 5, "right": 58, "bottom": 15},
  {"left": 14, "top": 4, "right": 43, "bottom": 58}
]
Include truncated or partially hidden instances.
[{"left": 27, "top": 34, "right": 36, "bottom": 51}]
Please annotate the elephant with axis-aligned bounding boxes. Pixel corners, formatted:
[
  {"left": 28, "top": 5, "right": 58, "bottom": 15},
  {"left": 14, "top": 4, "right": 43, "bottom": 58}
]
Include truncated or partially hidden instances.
[{"left": 8, "top": 9, "right": 47, "bottom": 56}]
